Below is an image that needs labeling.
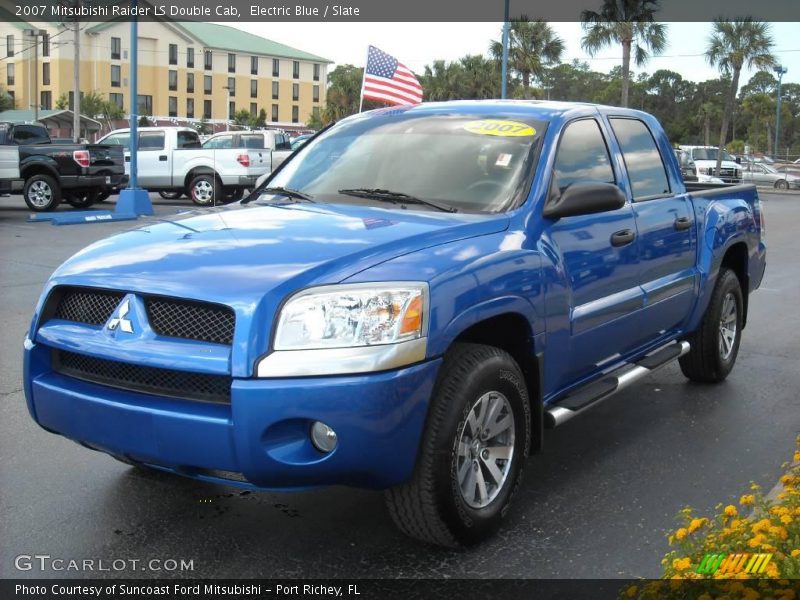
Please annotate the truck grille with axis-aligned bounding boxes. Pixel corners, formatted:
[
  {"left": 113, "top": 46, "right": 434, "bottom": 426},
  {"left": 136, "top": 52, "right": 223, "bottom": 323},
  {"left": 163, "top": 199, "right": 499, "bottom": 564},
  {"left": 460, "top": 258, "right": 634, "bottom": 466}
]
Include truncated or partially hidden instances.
[
  {"left": 49, "top": 287, "right": 235, "bottom": 345},
  {"left": 145, "top": 298, "right": 235, "bottom": 345},
  {"left": 52, "top": 350, "right": 232, "bottom": 404}
]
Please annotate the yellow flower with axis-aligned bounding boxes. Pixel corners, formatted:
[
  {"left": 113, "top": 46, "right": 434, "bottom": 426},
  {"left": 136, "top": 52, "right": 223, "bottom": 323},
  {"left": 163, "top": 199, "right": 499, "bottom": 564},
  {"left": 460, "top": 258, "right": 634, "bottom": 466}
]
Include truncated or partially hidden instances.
[
  {"left": 740, "top": 494, "right": 755, "bottom": 505},
  {"left": 780, "top": 474, "right": 796, "bottom": 487},
  {"left": 624, "top": 585, "right": 638, "bottom": 598},
  {"left": 790, "top": 549, "right": 800, "bottom": 558},
  {"left": 793, "top": 450, "right": 800, "bottom": 463},
  {"left": 675, "top": 528, "right": 688, "bottom": 541},
  {"left": 781, "top": 514, "right": 793, "bottom": 525},
  {"left": 688, "top": 518, "right": 707, "bottom": 533},
  {"left": 748, "top": 534, "right": 766, "bottom": 548},
  {"left": 768, "top": 525, "right": 789, "bottom": 540},
  {"left": 752, "top": 518, "right": 771, "bottom": 533},
  {"left": 672, "top": 557, "right": 691, "bottom": 570},
  {"left": 764, "top": 562, "right": 780, "bottom": 578},
  {"left": 724, "top": 505, "right": 738, "bottom": 517},
  {"left": 771, "top": 506, "right": 789, "bottom": 516}
]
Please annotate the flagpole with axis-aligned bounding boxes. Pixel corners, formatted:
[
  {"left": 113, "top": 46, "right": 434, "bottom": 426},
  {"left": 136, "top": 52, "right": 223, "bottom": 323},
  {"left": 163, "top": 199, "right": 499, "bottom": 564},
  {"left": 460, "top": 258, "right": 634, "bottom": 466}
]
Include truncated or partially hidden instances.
[{"left": 358, "top": 46, "right": 369, "bottom": 112}]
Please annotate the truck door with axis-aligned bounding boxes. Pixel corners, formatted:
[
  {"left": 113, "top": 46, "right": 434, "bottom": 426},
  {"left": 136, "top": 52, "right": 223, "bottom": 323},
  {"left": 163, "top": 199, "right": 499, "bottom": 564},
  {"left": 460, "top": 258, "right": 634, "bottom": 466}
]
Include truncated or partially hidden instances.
[
  {"left": 607, "top": 117, "right": 697, "bottom": 340},
  {"left": 137, "top": 131, "right": 168, "bottom": 188},
  {"left": 544, "top": 118, "right": 643, "bottom": 386}
]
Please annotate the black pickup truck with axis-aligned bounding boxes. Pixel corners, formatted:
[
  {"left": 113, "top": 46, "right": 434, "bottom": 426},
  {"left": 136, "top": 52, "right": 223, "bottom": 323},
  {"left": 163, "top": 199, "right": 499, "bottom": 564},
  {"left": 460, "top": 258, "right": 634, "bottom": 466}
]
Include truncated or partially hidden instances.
[{"left": 0, "top": 122, "right": 127, "bottom": 211}]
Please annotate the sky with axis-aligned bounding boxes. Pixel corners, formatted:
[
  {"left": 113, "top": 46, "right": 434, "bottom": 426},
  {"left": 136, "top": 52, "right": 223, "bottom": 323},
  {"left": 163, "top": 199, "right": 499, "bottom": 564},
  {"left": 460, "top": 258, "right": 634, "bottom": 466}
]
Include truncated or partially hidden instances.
[{"left": 232, "top": 22, "right": 800, "bottom": 88}]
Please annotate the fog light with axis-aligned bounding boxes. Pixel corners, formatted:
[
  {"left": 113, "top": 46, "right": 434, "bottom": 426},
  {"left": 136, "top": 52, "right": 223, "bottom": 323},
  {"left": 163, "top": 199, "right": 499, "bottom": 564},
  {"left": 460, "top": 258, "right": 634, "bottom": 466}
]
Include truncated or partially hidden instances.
[{"left": 310, "top": 421, "right": 338, "bottom": 453}]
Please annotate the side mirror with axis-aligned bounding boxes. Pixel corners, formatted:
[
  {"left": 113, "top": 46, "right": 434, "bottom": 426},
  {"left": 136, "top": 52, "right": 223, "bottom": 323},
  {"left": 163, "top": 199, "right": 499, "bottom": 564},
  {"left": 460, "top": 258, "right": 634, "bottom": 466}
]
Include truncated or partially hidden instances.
[
  {"left": 735, "top": 156, "right": 742, "bottom": 164},
  {"left": 543, "top": 182, "right": 626, "bottom": 219}
]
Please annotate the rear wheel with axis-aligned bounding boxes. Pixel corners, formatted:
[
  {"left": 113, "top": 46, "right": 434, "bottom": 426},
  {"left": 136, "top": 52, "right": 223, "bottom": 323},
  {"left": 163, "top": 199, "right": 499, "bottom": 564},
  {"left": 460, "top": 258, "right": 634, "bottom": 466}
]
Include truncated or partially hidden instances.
[
  {"left": 223, "top": 187, "right": 244, "bottom": 203},
  {"left": 679, "top": 268, "right": 743, "bottom": 383},
  {"left": 23, "top": 174, "right": 61, "bottom": 212},
  {"left": 385, "top": 343, "right": 531, "bottom": 546},
  {"left": 64, "top": 190, "right": 99, "bottom": 208},
  {"left": 159, "top": 190, "right": 184, "bottom": 200},
  {"left": 95, "top": 190, "right": 111, "bottom": 203},
  {"left": 189, "top": 174, "right": 219, "bottom": 206},
  {"left": 775, "top": 180, "right": 788, "bottom": 190}
]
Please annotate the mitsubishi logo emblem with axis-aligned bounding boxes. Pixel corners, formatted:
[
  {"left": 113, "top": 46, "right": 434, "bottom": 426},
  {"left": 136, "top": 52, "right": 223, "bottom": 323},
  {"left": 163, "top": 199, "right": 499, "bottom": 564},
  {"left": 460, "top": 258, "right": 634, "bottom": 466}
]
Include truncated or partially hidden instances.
[{"left": 108, "top": 299, "right": 134, "bottom": 333}]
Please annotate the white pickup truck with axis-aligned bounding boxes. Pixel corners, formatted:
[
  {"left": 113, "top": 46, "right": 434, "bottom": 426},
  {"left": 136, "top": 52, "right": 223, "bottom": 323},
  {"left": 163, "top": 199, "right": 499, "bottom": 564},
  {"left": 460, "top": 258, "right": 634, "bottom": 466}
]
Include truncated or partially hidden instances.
[
  {"left": 678, "top": 145, "right": 742, "bottom": 184},
  {"left": 0, "top": 145, "right": 22, "bottom": 195},
  {"left": 203, "top": 129, "right": 294, "bottom": 171},
  {"left": 97, "top": 127, "right": 271, "bottom": 205}
]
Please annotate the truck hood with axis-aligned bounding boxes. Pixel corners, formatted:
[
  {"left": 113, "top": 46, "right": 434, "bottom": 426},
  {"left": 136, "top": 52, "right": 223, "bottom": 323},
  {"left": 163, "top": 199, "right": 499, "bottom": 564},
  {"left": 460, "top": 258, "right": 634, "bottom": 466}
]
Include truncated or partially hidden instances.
[{"left": 50, "top": 202, "right": 509, "bottom": 307}]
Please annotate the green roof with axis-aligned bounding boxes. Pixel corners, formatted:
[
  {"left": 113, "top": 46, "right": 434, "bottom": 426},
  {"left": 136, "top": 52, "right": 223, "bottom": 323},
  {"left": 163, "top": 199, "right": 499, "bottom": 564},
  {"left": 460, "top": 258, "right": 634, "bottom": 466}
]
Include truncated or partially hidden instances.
[
  {"left": 87, "top": 20, "right": 330, "bottom": 63},
  {"left": 179, "top": 22, "right": 330, "bottom": 63}
]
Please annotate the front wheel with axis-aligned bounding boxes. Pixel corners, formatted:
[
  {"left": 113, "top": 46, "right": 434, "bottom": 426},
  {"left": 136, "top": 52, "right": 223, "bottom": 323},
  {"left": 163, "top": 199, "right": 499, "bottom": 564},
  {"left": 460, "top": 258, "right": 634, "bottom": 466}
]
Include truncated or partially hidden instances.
[
  {"left": 189, "top": 174, "right": 220, "bottom": 206},
  {"left": 679, "top": 267, "right": 743, "bottom": 383},
  {"left": 159, "top": 190, "right": 184, "bottom": 200},
  {"left": 385, "top": 343, "right": 531, "bottom": 547}
]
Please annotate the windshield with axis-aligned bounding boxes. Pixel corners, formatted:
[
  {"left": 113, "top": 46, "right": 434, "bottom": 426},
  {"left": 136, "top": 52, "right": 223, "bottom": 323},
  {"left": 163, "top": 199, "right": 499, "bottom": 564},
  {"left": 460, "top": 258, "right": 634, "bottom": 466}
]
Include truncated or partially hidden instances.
[
  {"left": 691, "top": 148, "right": 735, "bottom": 162},
  {"left": 761, "top": 164, "right": 778, "bottom": 174},
  {"left": 260, "top": 114, "right": 546, "bottom": 213}
]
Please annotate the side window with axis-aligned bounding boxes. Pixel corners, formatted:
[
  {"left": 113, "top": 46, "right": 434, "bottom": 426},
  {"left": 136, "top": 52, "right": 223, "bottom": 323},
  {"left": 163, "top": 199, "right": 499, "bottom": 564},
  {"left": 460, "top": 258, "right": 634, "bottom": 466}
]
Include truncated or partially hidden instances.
[
  {"left": 138, "top": 131, "right": 165, "bottom": 151},
  {"left": 176, "top": 130, "right": 200, "bottom": 149},
  {"left": 609, "top": 118, "right": 671, "bottom": 199},
  {"left": 241, "top": 135, "right": 265, "bottom": 149},
  {"left": 104, "top": 133, "right": 130, "bottom": 148},
  {"left": 15, "top": 125, "right": 49, "bottom": 144},
  {"left": 276, "top": 134, "right": 291, "bottom": 151},
  {"left": 205, "top": 135, "right": 233, "bottom": 149},
  {"left": 553, "top": 119, "right": 615, "bottom": 191}
]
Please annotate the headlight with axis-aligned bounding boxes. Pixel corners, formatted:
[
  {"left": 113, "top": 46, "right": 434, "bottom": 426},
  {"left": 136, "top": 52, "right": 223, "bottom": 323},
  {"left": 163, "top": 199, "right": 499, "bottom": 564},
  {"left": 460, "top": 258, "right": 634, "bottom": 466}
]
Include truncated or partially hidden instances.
[{"left": 274, "top": 283, "right": 428, "bottom": 351}]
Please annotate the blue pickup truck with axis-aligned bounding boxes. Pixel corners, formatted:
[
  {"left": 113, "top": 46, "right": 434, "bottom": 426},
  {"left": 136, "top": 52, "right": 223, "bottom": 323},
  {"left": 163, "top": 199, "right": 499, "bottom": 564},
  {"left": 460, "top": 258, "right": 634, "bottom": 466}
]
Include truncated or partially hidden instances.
[{"left": 23, "top": 101, "right": 766, "bottom": 547}]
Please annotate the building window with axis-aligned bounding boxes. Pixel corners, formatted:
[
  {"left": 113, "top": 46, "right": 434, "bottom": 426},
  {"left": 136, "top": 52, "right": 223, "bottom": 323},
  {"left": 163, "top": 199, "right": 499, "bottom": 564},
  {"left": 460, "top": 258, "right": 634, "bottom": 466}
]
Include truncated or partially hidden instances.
[
  {"left": 272, "top": 81, "right": 279, "bottom": 100},
  {"left": 227, "top": 76, "right": 235, "bottom": 96},
  {"left": 168, "top": 70, "right": 177, "bottom": 91},
  {"left": 186, "top": 98, "right": 194, "bottom": 119},
  {"left": 7, "top": 35, "right": 14, "bottom": 57},
  {"left": 292, "top": 83, "right": 299, "bottom": 101},
  {"left": 292, "top": 106, "right": 299, "bottom": 123},
  {"left": 187, "top": 47, "right": 194, "bottom": 68},
  {"left": 228, "top": 53, "right": 236, "bottom": 73},
  {"left": 250, "top": 80, "right": 258, "bottom": 99},
  {"left": 313, "top": 63, "right": 320, "bottom": 81},
  {"left": 42, "top": 33, "right": 49, "bottom": 57},
  {"left": 168, "top": 96, "right": 177, "bottom": 117},
  {"left": 169, "top": 44, "right": 178, "bottom": 65},
  {"left": 204, "top": 50, "right": 212, "bottom": 70},
  {"left": 250, "top": 56, "right": 258, "bottom": 75},
  {"left": 204, "top": 75, "right": 212, "bottom": 95},
  {"left": 42, "top": 63, "right": 50, "bottom": 86},
  {"left": 271, "top": 104, "right": 278, "bottom": 122},
  {"left": 137, "top": 95, "right": 153, "bottom": 116},
  {"left": 312, "top": 85, "right": 319, "bottom": 103},
  {"left": 293, "top": 61, "right": 300, "bottom": 79},
  {"left": 187, "top": 72, "right": 194, "bottom": 93},
  {"left": 250, "top": 102, "right": 257, "bottom": 117},
  {"left": 228, "top": 101, "right": 235, "bottom": 120},
  {"left": 203, "top": 100, "right": 212, "bottom": 119},
  {"left": 272, "top": 58, "right": 279, "bottom": 77},
  {"left": 6, "top": 63, "right": 14, "bottom": 86},
  {"left": 111, "top": 37, "right": 121, "bottom": 60},
  {"left": 110, "top": 93, "right": 123, "bottom": 109},
  {"left": 111, "top": 65, "right": 121, "bottom": 87},
  {"left": 40, "top": 91, "right": 51, "bottom": 110}
]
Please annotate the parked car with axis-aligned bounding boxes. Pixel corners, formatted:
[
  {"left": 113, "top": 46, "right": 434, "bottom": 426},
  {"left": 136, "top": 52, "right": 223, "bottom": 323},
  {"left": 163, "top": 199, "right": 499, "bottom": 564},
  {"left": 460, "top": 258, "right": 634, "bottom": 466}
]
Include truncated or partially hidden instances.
[
  {"left": 674, "top": 148, "right": 698, "bottom": 182},
  {"left": 97, "top": 127, "right": 270, "bottom": 205},
  {"left": 0, "top": 122, "right": 126, "bottom": 211},
  {"left": 0, "top": 145, "right": 22, "bottom": 195},
  {"left": 204, "top": 129, "right": 293, "bottom": 170},
  {"left": 678, "top": 145, "right": 742, "bottom": 184},
  {"left": 741, "top": 161, "right": 800, "bottom": 189},
  {"left": 290, "top": 134, "right": 313, "bottom": 151},
  {"left": 23, "top": 101, "right": 765, "bottom": 547}
]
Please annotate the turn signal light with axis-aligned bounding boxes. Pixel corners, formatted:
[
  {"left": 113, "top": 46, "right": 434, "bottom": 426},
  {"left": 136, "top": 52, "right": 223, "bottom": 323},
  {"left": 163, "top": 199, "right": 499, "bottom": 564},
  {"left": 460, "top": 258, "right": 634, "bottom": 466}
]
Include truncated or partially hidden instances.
[{"left": 399, "top": 295, "right": 423, "bottom": 336}]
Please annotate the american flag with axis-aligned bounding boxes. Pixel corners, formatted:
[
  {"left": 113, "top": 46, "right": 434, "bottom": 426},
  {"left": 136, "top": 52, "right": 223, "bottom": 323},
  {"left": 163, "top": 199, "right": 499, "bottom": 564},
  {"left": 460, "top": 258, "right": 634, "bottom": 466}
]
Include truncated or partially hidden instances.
[{"left": 362, "top": 45, "right": 423, "bottom": 106}]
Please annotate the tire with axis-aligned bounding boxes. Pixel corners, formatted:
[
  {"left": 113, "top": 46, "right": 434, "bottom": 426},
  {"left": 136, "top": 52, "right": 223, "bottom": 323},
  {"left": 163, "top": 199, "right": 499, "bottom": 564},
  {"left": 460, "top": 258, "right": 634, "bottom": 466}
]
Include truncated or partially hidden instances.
[
  {"left": 223, "top": 187, "right": 244, "bottom": 203},
  {"left": 189, "top": 174, "right": 219, "bottom": 206},
  {"left": 23, "top": 174, "right": 61, "bottom": 212},
  {"left": 385, "top": 343, "right": 531, "bottom": 547},
  {"left": 159, "top": 190, "right": 184, "bottom": 200},
  {"left": 775, "top": 180, "right": 787, "bottom": 190},
  {"left": 679, "top": 268, "right": 744, "bottom": 383},
  {"left": 64, "top": 190, "right": 99, "bottom": 208},
  {"left": 95, "top": 190, "right": 111, "bottom": 203}
]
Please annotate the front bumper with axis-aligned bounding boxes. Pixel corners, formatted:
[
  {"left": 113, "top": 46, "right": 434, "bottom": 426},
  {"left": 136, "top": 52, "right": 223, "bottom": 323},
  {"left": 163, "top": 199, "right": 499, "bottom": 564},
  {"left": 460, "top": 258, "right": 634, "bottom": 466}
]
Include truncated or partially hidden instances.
[{"left": 24, "top": 338, "right": 441, "bottom": 490}]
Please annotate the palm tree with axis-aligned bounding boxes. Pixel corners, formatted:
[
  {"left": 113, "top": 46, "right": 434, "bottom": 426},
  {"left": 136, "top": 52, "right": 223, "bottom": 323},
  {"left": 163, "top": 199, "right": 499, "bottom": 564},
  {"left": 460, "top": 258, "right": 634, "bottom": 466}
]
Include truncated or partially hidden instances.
[
  {"left": 706, "top": 18, "right": 775, "bottom": 175},
  {"left": 490, "top": 18, "right": 564, "bottom": 98},
  {"left": 580, "top": 0, "right": 667, "bottom": 107}
]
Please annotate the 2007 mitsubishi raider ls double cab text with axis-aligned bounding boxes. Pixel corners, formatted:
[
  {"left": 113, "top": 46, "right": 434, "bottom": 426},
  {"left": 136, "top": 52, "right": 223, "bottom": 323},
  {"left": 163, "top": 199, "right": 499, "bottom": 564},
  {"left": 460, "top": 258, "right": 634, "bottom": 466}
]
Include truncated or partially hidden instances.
[{"left": 23, "top": 101, "right": 766, "bottom": 547}]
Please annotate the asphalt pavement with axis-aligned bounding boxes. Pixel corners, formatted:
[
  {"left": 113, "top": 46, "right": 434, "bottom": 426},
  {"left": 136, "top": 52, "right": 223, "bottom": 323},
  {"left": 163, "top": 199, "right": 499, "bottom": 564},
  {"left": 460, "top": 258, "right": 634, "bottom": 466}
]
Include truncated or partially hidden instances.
[{"left": 1, "top": 192, "right": 798, "bottom": 579}]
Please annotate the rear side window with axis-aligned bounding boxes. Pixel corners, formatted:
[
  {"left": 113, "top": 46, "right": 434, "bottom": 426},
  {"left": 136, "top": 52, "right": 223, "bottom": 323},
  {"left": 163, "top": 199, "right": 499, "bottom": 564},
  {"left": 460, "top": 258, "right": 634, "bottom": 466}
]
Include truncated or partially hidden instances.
[
  {"left": 104, "top": 133, "right": 130, "bottom": 148},
  {"left": 139, "top": 132, "right": 165, "bottom": 151},
  {"left": 553, "top": 119, "right": 615, "bottom": 192},
  {"left": 609, "top": 118, "right": 670, "bottom": 199},
  {"left": 13, "top": 125, "right": 49, "bottom": 144},
  {"left": 204, "top": 135, "right": 233, "bottom": 149},
  {"left": 177, "top": 130, "right": 200, "bottom": 149},
  {"left": 241, "top": 135, "right": 265, "bottom": 149}
]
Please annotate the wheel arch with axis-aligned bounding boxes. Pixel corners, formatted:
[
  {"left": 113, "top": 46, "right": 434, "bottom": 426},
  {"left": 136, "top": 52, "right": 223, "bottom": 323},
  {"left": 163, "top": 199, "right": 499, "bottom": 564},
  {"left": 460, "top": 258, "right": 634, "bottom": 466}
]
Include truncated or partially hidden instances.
[
  {"left": 720, "top": 241, "right": 750, "bottom": 329},
  {"left": 184, "top": 167, "right": 220, "bottom": 190}
]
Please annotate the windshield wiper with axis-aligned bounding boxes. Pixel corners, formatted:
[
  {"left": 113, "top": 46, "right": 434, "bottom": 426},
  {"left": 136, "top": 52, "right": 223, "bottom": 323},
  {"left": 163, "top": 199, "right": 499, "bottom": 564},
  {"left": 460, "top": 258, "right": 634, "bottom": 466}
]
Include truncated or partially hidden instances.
[
  {"left": 242, "top": 186, "right": 315, "bottom": 204},
  {"left": 338, "top": 188, "right": 457, "bottom": 213}
]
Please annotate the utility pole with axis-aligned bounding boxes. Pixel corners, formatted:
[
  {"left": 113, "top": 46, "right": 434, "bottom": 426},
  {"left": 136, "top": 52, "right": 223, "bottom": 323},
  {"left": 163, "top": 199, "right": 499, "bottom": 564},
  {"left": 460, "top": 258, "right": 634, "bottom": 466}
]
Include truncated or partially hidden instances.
[
  {"left": 73, "top": 14, "right": 81, "bottom": 142},
  {"left": 773, "top": 65, "right": 787, "bottom": 159},
  {"left": 501, "top": 0, "right": 509, "bottom": 99},
  {"left": 24, "top": 29, "right": 40, "bottom": 121}
]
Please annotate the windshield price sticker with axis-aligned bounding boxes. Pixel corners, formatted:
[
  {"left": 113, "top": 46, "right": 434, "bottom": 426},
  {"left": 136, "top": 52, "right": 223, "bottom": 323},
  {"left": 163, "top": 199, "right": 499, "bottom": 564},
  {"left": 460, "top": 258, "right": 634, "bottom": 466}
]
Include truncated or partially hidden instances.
[{"left": 463, "top": 120, "right": 536, "bottom": 137}]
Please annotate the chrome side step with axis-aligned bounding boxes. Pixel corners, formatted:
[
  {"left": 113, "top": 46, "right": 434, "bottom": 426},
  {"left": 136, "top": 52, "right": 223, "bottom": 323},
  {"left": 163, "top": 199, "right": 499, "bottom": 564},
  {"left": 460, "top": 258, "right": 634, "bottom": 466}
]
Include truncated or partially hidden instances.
[{"left": 545, "top": 341, "right": 690, "bottom": 427}]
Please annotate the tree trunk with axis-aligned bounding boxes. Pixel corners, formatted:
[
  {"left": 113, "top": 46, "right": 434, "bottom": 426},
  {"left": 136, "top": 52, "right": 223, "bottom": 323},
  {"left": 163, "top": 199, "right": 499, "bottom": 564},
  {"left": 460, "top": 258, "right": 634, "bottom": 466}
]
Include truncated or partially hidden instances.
[
  {"left": 703, "top": 114, "right": 710, "bottom": 146},
  {"left": 522, "top": 72, "right": 531, "bottom": 99},
  {"left": 620, "top": 39, "right": 631, "bottom": 108},
  {"left": 715, "top": 67, "right": 740, "bottom": 177}
]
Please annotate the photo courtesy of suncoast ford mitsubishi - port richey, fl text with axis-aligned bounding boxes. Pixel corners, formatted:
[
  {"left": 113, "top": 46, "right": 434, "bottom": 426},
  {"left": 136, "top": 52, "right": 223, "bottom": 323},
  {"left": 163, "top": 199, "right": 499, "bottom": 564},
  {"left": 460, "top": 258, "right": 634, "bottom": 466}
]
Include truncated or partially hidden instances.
[{"left": 1, "top": 0, "right": 799, "bottom": 598}]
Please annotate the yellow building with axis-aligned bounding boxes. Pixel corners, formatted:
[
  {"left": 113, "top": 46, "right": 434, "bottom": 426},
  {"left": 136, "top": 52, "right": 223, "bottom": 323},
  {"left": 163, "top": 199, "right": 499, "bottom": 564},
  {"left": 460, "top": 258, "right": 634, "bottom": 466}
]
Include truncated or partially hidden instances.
[{"left": 0, "top": 18, "right": 330, "bottom": 128}]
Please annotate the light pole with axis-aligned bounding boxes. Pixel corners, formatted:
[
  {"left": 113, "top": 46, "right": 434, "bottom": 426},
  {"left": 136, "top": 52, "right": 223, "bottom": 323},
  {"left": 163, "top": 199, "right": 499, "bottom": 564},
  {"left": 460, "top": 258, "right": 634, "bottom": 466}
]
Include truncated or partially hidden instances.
[
  {"left": 223, "top": 86, "right": 232, "bottom": 132},
  {"left": 501, "top": 0, "right": 509, "bottom": 99},
  {"left": 773, "top": 65, "right": 787, "bottom": 158}
]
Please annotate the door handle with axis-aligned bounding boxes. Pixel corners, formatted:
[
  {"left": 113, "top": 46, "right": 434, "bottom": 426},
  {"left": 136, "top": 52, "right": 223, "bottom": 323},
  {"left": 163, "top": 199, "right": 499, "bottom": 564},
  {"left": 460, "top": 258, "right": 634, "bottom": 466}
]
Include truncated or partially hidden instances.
[
  {"left": 674, "top": 216, "right": 693, "bottom": 231},
  {"left": 610, "top": 229, "right": 635, "bottom": 247},
  {"left": 159, "top": 155, "right": 168, "bottom": 161},
  {"left": 124, "top": 156, "right": 130, "bottom": 162}
]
